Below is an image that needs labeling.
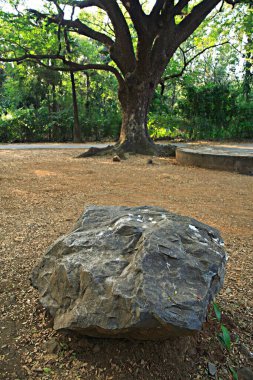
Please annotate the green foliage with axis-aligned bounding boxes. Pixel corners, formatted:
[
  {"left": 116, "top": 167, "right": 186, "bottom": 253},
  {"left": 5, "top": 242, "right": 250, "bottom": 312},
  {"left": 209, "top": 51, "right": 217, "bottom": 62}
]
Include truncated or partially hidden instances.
[
  {"left": 79, "top": 71, "right": 121, "bottom": 140},
  {"left": 229, "top": 366, "right": 239, "bottom": 380},
  {"left": 148, "top": 113, "right": 186, "bottom": 140},
  {"left": 0, "top": 106, "right": 69, "bottom": 142},
  {"left": 179, "top": 83, "right": 253, "bottom": 140},
  {"left": 0, "top": 2, "right": 252, "bottom": 143},
  {"left": 0, "top": 58, "right": 121, "bottom": 142},
  {"left": 213, "top": 302, "right": 222, "bottom": 322},
  {"left": 43, "top": 367, "right": 51, "bottom": 374},
  {"left": 219, "top": 325, "right": 232, "bottom": 351},
  {"left": 0, "top": 102, "right": 120, "bottom": 143},
  {"left": 148, "top": 88, "right": 189, "bottom": 140},
  {"left": 212, "top": 302, "right": 238, "bottom": 379}
]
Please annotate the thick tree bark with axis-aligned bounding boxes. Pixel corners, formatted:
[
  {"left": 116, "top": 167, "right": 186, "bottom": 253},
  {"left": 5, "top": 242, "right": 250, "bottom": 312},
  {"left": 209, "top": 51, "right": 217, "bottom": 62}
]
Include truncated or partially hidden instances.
[
  {"left": 78, "top": 79, "right": 176, "bottom": 158},
  {"left": 117, "top": 82, "right": 157, "bottom": 154}
]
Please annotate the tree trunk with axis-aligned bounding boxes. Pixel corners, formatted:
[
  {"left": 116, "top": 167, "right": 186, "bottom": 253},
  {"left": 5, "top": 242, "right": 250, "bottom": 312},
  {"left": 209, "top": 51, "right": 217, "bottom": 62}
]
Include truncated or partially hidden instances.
[
  {"left": 47, "top": 94, "right": 52, "bottom": 141},
  {"left": 51, "top": 84, "right": 59, "bottom": 141},
  {"left": 70, "top": 71, "right": 82, "bottom": 143},
  {"left": 78, "top": 80, "right": 176, "bottom": 158},
  {"left": 117, "top": 83, "right": 157, "bottom": 154}
]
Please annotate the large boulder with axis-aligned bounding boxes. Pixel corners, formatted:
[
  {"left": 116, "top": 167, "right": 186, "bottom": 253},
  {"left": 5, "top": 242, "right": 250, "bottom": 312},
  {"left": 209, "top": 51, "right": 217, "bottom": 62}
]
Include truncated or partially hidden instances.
[{"left": 31, "top": 206, "right": 226, "bottom": 340}]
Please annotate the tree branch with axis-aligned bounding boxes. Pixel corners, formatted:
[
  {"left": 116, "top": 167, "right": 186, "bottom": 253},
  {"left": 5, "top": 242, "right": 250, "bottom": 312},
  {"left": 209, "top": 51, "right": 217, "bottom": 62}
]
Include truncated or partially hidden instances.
[
  {"left": 120, "top": 0, "right": 148, "bottom": 36},
  {"left": 173, "top": 0, "right": 190, "bottom": 15},
  {"left": 176, "top": 0, "right": 221, "bottom": 46},
  {"left": 0, "top": 53, "right": 64, "bottom": 64},
  {"left": 28, "top": 9, "right": 114, "bottom": 47},
  {"left": 63, "top": 0, "right": 102, "bottom": 7},
  {"left": 99, "top": 0, "right": 136, "bottom": 74},
  {"left": 150, "top": 0, "right": 166, "bottom": 18},
  {"left": 40, "top": 61, "right": 124, "bottom": 86},
  {"left": 161, "top": 41, "right": 229, "bottom": 82},
  {"left": 0, "top": 53, "right": 124, "bottom": 86},
  {"left": 158, "top": 0, "right": 176, "bottom": 24},
  {"left": 30, "top": 1, "right": 136, "bottom": 75},
  {"left": 47, "top": 0, "right": 64, "bottom": 15}
]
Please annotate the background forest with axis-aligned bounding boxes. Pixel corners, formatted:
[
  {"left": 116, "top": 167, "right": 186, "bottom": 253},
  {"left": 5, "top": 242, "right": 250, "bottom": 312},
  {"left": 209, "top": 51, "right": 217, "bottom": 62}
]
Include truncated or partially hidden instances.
[{"left": 0, "top": 2, "right": 252, "bottom": 143}]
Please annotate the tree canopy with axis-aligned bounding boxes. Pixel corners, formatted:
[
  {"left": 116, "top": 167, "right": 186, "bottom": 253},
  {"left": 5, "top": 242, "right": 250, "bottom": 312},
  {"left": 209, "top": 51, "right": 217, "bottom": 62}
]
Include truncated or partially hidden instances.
[{"left": 0, "top": 0, "right": 252, "bottom": 152}]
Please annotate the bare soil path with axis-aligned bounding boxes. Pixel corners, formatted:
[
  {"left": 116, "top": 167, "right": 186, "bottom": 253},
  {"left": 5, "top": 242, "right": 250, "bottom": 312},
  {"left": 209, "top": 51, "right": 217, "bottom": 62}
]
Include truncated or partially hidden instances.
[
  {"left": 0, "top": 143, "right": 110, "bottom": 150},
  {"left": 0, "top": 149, "right": 252, "bottom": 380}
]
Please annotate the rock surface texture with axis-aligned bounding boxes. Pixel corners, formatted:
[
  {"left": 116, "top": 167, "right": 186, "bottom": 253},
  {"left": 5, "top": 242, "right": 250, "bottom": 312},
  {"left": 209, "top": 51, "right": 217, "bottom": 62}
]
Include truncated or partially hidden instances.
[{"left": 31, "top": 206, "right": 227, "bottom": 340}]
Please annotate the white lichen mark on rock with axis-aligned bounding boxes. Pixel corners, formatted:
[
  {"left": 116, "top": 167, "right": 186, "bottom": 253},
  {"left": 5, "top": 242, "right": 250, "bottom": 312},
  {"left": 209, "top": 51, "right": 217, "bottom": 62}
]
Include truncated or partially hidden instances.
[{"left": 189, "top": 224, "right": 199, "bottom": 232}]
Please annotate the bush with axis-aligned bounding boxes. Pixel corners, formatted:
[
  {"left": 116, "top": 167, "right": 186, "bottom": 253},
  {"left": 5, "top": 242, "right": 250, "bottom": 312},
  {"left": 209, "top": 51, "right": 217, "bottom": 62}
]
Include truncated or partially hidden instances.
[
  {"left": 179, "top": 84, "right": 253, "bottom": 140},
  {"left": 0, "top": 101, "right": 122, "bottom": 143},
  {"left": 148, "top": 112, "right": 189, "bottom": 140},
  {"left": 0, "top": 105, "right": 74, "bottom": 142}
]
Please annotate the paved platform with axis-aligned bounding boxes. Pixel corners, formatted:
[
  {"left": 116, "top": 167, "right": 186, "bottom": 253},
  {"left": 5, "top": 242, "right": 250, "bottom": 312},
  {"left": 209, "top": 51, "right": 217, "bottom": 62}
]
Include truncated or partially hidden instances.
[{"left": 176, "top": 143, "right": 253, "bottom": 175}]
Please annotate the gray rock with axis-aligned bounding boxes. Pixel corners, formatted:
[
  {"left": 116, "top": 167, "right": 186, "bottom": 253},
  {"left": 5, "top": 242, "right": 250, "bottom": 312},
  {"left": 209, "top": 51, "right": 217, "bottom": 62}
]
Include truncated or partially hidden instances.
[
  {"left": 42, "top": 338, "right": 60, "bottom": 355},
  {"left": 31, "top": 206, "right": 226, "bottom": 340},
  {"left": 112, "top": 155, "right": 121, "bottom": 162},
  {"left": 240, "top": 344, "right": 253, "bottom": 359},
  {"left": 238, "top": 367, "right": 253, "bottom": 380},
  {"left": 118, "top": 152, "right": 128, "bottom": 160},
  {"left": 208, "top": 362, "right": 217, "bottom": 377}
]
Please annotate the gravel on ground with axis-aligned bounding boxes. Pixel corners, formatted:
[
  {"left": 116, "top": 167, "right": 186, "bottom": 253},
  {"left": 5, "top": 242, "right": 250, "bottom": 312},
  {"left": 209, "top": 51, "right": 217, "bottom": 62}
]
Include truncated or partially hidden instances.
[{"left": 0, "top": 149, "right": 252, "bottom": 380}]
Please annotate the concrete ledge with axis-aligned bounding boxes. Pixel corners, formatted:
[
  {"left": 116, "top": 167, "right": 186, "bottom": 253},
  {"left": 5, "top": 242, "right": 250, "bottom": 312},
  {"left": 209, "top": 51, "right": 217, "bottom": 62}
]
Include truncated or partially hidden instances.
[{"left": 176, "top": 147, "right": 253, "bottom": 175}]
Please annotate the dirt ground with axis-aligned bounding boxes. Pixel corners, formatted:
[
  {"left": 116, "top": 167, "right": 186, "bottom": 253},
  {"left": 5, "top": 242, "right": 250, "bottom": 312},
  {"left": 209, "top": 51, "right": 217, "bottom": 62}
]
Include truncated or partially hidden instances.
[{"left": 0, "top": 149, "right": 252, "bottom": 380}]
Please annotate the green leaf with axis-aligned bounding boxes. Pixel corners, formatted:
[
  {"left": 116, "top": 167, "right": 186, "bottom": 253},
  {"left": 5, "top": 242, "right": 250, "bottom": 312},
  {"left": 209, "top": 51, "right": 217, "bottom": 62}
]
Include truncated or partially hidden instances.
[
  {"left": 213, "top": 302, "right": 222, "bottom": 322},
  {"left": 43, "top": 367, "right": 51, "bottom": 374},
  {"left": 229, "top": 367, "right": 238, "bottom": 380},
  {"left": 220, "top": 325, "right": 231, "bottom": 351}
]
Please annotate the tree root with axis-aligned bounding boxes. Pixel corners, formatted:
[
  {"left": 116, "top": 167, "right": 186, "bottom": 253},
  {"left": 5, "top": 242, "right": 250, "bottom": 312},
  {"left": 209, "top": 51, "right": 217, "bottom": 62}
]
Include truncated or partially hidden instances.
[
  {"left": 77, "top": 142, "right": 176, "bottom": 158},
  {"left": 77, "top": 145, "right": 116, "bottom": 158}
]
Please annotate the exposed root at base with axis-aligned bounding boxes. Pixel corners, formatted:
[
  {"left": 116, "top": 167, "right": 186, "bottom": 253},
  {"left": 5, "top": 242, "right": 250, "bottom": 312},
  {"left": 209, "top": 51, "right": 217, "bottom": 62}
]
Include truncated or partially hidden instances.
[
  {"left": 77, "top": 145, "right": 116, "bottom": 158},
  {"left": 77, "top": 143, "right": 176, "bottom": 158}
]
